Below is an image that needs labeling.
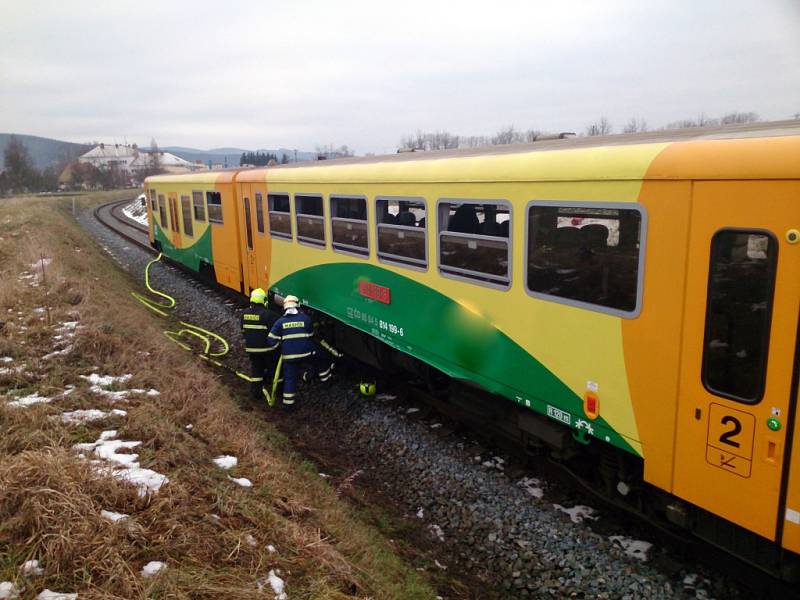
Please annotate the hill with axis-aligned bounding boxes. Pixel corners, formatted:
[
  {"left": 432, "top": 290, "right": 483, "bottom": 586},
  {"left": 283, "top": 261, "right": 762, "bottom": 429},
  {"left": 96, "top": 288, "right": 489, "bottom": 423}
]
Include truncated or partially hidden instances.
[{"left": 0, "top": 133, "right": 91, "bottom": 171}]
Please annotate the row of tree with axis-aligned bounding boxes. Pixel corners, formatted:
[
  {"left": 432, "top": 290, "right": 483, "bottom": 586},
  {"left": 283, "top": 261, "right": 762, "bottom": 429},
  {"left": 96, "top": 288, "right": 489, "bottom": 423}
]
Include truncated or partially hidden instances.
[
  {"left": 239, "top": 151, "right": 288, "bottom": 166},
  {"left": 400, "top": 111, "right": 769, "bottom": 150},
  {"left": 0, "top": 136, "right": 63, "bottom": 195}
]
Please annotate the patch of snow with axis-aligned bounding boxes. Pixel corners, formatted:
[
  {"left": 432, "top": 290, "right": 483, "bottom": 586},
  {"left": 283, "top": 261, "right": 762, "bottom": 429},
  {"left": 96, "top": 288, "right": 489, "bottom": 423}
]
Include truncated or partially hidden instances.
[
  {"left": 42, "top": 346, "right": 73, "bottom": 360},
  {"left": 553, "top": 504, "right": 598, "bottom": 524},
  {"left": 266, "top": 544, "right": 277, "bottom": 553},
  {"left": 228, "top": 476, "right": 252, "bottom": 488},
  {"left": 57, "top": 322, "right": 79, "bottom": 331},
  {"left": 59, "top": 408, "right": 126, "bottom": 424},
  {"left": 434, "top": 559, "right": 447, "bottom": 570},
  {"left": 429, "top": 422, "right": 442, "bottom": 429},
  {"left": 318, "top": 472, "right": 330, "bottom": 479},
  {"left": 0, "top": 357, "right": 13, "bottom": 363},
  {"left": 416, "top": 508, "right": 424, "bottom": 519},
  {"left": 80, "top": 373, "right": 132, "bottom": 387},
  {"left": 609, "top": 535, "right": 653, "bottom": 561},
  {"left": 88, "top": 386, "right": 130, "bottom": 401},
  {"left": 0, "top": 581, "right": 19, "bottom": 599},
  {"left": 244, "top": 534, "right": 257, "bottom": 547},
  {"left": 20, "top": 560, "right": 43, "bottom": 576},
  {"left": 7, "top": 393, "right": 51, "bottom": 408},
  {"left": 100, "top": 510, "right": 129, "bottom": 523},
  {"left": 33, "top": 307, "right": 46, "bottom": 314},
  {"left": 517, "top": 477, "right": 544, "bottom": 499},
  {"left": 146, "top": 389, "right": 160, "bottom": 396},
  {"left": 36, "top": 592, "right": 76, "bottom": 600},
  {"left": 406, "top": 407, "right": 420, "bottom": 414},
  {"left": 72, "top": 431, "right": 168, "bottom": 497},
  {"left": 185, "top": 424, "right": 193, "bottom": 431},
  {"left": 140, "top": 561, "right": 166, "bottom": 578},
  {"left": 213, "top": 455, "right": 237, "bottom": 470},
  {"left": 122, "top": 202, "right": 149, "bottom": 227},
  {"left": 268, "top": 569, "right": 287, "bottom": 600},
  {"left": 429, "top": 524, "right": 445, "bottom": 542},
  {"left": 375, "top": 393, "right": 396, "bottom": 400}
]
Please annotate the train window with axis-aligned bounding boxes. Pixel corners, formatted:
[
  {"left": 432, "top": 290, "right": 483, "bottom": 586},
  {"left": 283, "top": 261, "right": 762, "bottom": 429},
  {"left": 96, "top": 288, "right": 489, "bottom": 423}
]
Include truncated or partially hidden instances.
[
  {"left": 255, "top": 192, "right": 265, "bottom": 234},
  {"left": 295, "top": 194, "right": 325, "bottom": 247},
  {"left": 437, "top": 200, "right": 511, "bottom": 287},
  {"left": 376, "top": 197, "right": 427, "bottom": 268},
  {"left": 244, "top": 197, "right": 254, "bottom": 250},
  {"left": 180, "top": 195, "right": 193, "bottom": 237},
  {"left": 268, "top": 193, "right": 292, "bottom": 239},
  {"left": 207, "top": 191, "right": 223, "bottom": 224},
  {"left": 149, "top": 189, "right": 157, "bottom": 211},
  {"left": 158, "top": 194, "right": 167, "bottom": 229},
  {"left": 192, "top": 190, "right": 205, "bottom": 221},
  {"left": 526, "top": 203, "right": 644, "bottom": 316},
  {"left": 702, "top": 230, "right": 777, "bottom": 403},
  {"left": 331, "top": 196, "right": 368, "bottom": 256}
]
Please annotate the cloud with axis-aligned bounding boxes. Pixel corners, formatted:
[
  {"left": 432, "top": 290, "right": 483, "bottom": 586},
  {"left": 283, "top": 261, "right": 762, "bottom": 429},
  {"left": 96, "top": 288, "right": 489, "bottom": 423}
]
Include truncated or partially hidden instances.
[{"left": 1, "top": 0, "right": 798, "bottom": 153}]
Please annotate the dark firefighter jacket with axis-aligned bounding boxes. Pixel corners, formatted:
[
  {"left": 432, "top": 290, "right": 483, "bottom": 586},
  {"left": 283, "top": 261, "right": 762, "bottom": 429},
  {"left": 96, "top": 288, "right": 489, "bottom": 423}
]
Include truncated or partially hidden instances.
[
  {"left": 240, "top": 304, "right": 275, "bottom": 353},
  {"left": 267, "top": 311, "right": 314, "bottom": 361}
]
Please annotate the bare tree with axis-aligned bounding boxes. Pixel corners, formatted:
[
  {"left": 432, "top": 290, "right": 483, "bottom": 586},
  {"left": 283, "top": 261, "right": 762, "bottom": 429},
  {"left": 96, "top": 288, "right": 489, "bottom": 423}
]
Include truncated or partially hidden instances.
[
  {"left": 524, "top": 129, "right": 544, "bottom": 142},
  {"left": 492, "top": 125, "right": 521, "bottom": 145},
  {"left": 586, "top": 117, "right": 612, "bottom": 136},
  {"left": 720, "top": 112, "right": 759, "bottom": 125},
  {"left": 622, "top": 118, "right": 648, "bottom": 134}
]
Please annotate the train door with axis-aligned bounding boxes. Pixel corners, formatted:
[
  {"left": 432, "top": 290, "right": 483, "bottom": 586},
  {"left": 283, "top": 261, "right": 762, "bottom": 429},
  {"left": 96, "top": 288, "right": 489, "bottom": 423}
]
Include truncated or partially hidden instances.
[
  {"left": 167, "top": 192, "right": 180, "bottom": 247},
  {"left": 238, "top": 183, "right": 258, "bottom": 294},
  {"left": 673, "top": 180, "right": 800, "bottom": 541}
]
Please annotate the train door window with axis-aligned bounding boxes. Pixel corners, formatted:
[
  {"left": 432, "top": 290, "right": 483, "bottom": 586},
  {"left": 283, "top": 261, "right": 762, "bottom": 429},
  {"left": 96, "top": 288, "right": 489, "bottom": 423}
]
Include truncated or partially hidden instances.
[
  {"left": 255, "top": 192, "right": 265, "bottom": 234},
  {"left": 207, "top": 191, "right": 223, "bottom": 224},
  {"left": 376, "top": 197, "right": 427, "bottom": 268},
  {"left": 295, "top": 194, "right": 325, "bottom": 247},
  {"left": 243, "top": 197, "right": 254, "bottom": 250},
  {"left": 268, "top": 193, "right": 292, "bottom": 239},
  {"left": 149, "top": 188, "right": 157, "bottom": 211},
  {"left": 168, "top": 197, "right": 179, "bottom": 233},
  {"left": 331, "top": 195, "right": 368, "bottom": 256},
  {"left": 192, "top": 190, "right": 206, "bottom": 222},
  {"left": 180, "top": 195, "right": 193, "bottom": 237},
  {"left": 701, "top": 230, "right": 777, "bottom": 403},
  {"left": 158, "top": 194, "right": 167, "bottom": 228},
  {"left": 437, "top": 200, "right": 511, "bottom": 287},
  {"left": 526, "top": 202, "right": 645, "bottom": 316}
]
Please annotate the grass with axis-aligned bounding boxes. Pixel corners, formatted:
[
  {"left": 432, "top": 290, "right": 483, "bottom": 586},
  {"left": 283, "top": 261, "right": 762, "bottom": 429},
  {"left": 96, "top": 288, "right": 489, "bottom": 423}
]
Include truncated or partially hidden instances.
[{"left": 0, "top": 192, "right": 437, "bottom": 599}]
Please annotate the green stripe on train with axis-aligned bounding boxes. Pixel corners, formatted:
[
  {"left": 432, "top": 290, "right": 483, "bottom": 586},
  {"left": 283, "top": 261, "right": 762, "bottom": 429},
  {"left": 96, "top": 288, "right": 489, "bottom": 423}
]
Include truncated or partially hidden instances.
[
  {"left": 153, "top": 222, "right": 213, "bottom": 273},
  {"left": 272, "top": 263, "right": 638, "bottom": 456}
]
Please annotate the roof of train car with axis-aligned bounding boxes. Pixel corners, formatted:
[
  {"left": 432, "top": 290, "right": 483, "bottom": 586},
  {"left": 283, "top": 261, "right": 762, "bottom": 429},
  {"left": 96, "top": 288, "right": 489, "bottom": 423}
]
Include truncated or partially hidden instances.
[{"left": 151, "top": 120, "right": 800, "bottom": 185}]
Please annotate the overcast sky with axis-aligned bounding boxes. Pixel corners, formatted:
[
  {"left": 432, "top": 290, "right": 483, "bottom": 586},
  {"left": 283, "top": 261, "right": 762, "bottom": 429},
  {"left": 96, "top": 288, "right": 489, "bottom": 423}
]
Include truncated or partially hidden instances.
[{"left": 1, "top": 0, "right": 798, "bottom": 154}]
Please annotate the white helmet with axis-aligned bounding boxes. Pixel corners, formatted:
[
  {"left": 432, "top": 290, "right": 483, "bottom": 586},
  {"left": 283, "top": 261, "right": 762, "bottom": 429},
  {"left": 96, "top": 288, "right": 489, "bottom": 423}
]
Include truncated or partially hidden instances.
[{"left": 283, "top": 294, "right": 299, "bottom": 310}]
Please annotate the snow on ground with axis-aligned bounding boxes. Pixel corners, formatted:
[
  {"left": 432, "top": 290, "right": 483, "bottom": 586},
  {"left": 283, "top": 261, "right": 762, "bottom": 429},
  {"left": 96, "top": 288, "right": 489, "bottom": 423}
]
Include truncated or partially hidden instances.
[
  {"left": 80, "top": 373, "right": 132, "bottom": 387},
  {"left": 260, "top": 569, "right": 287, "bottom": 600},
  {"left": 266, "top": 544, "right": 277, "bottom": 553},
  {"left": 100, "top": 510, "right": 129, "bottom": 523},
  {"left": 123, "top": 200, "right": 149, "bottom": 227},
  {"left": 20, "top": 560, "right": 43, "bottom": 576},
  {"left": 553, "top": 504, "right": 598, "bottom": 524},
  {"left": 140, "top": 561, "right": 166, "bottom": 578},
  {"left": 212, "top": 455, "right": 237, "bottom": 470},
  {"left": 0, "top": 357, "right": 13, "bottom": 363},
  {"left": 37, "top": 590, "right": 77, "bottom": 600},
  {"left": 244, "top": 534, "right": 257, "bottom": 547},
  {"left": 0, "top": 581, "right": 19, "bottom": 599},
  {"left": 6, "top": 393, "right": 52, "bottom": 408},
  {"left": 228, "top": 476, "right": 252, "bottom": 488},
  {"left": 42, "top": 346, "right": 73, "bottom": 360},
  {"left": 59, "top": 408, "right": 127, "bottom": 424},
  {"left": 516, "top": 476, "right": 544, "bottom": 499},
  {"left": 73, "top": 430, "right": 168, "bottom": 497},
  {"left": 609, "top": 535, "right": 653, "bottom": 561},
  {"left": 429, "top": 524, "right": 445, "bottom": 542}
]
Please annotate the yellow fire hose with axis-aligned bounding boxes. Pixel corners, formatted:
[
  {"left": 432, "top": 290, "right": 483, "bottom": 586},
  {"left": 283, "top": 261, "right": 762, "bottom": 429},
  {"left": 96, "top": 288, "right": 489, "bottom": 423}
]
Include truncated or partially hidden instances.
[{"left": 130, "top": 254, "right": 283, "bottom": 406}]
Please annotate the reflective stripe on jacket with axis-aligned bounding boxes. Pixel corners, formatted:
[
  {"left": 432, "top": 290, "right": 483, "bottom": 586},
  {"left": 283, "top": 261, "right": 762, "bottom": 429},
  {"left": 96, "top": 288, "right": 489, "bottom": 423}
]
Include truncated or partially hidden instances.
[
  {"left": 240, "top": 304, "right": 275, "bottom": 353},
  {"left": 267, "top": 311, "right": 314, "bottom": 361}
]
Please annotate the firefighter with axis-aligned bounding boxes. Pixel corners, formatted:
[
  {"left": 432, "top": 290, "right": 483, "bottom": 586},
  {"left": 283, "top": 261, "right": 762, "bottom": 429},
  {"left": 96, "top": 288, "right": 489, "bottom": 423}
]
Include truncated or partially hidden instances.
[
  {"left": 240, "top": 288, "right": 277, "bottom": 401},
  {"left": 266, "top": 294, "right": 329, "bottom": 411}
]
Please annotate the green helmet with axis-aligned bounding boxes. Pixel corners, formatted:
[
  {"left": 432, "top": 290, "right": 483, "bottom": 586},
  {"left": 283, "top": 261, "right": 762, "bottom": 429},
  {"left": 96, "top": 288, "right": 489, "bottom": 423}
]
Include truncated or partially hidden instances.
[{"left": 250, "top": 288, "right": 266, "bottom": 305}]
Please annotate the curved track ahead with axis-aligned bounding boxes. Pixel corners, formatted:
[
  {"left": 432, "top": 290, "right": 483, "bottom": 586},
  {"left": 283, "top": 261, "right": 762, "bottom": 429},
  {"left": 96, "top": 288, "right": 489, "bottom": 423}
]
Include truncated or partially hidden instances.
[{"left": 93, "top": 198, "right": 154, "bottom": 252}]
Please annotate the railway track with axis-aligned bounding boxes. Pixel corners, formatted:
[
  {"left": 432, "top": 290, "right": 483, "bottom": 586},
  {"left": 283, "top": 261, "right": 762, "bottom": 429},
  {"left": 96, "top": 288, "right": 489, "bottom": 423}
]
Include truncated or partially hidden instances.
[{"left": 88, "top": 196, "right": 798, "bottom": 599}]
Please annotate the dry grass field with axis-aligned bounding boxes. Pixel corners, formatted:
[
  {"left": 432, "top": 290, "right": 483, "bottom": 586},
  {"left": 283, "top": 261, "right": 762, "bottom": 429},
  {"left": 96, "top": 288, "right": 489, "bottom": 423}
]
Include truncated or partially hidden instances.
[{"left": 0, "top": 194, "right": 435, "bottom": 599}]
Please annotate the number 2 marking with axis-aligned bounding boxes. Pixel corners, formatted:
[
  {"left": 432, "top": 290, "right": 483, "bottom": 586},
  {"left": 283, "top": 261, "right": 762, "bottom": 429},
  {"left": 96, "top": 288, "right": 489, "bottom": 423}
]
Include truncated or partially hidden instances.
[{"left": 719, "top": 415, "right": 742, "bottom": 448}]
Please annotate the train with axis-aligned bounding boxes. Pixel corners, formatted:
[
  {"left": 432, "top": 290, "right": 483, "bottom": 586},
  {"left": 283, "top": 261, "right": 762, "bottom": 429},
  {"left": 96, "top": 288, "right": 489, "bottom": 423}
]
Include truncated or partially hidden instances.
[{"left": 144, "top": 120, "right": 800, "bottom": 580}]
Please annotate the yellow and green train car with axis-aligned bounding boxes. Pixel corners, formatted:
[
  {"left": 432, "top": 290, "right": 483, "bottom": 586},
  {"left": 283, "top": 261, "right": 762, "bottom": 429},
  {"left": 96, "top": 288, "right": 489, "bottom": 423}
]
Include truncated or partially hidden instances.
[{"left": 145, "top": 121, "right": 800, "bottom": 578}]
